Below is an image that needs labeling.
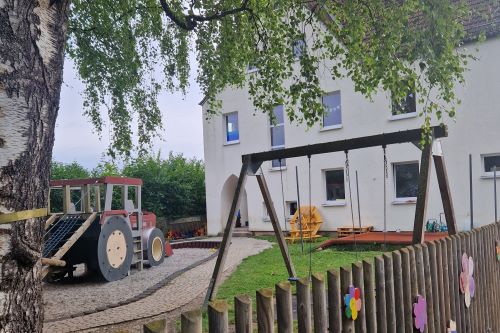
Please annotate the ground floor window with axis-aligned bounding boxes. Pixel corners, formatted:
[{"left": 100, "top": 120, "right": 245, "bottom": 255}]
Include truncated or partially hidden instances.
[
  {"left": 324, "top": 169, "right": 345, "bottom": 202},
  {"left": 393, "top": 162, "right": 419, "bottom": 200},
  {"left": 287, "top": 201, "right": 297, "bottom": 216},
  {"left": 483, "top": 154, "right": 500, "bottom": 176}
]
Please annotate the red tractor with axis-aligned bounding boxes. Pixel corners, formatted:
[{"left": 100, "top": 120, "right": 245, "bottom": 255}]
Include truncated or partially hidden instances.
[{"left": 43, "top": 176, "right": 169, "bottom": 282}]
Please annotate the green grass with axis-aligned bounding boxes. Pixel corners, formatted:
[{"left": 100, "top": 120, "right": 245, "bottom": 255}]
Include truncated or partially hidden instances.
[{"left": 209, "top": 236, "right": 392, "bottom": 327}]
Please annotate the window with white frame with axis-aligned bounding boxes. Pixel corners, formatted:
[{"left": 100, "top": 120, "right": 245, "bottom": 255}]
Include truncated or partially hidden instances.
[
  {"left": 391, "top": 81, "right": 416, "bottom": 116},
  {"left": 482, "top": 154, "right": 500, "bottom": 176},
  {"left": 393, "top": 162, "right": 419, "bottom": 200},
  {"left": 224, "top": 112, "right": 239, "bottom": 143},
  {"left": 324, "top": 169, "right": 345, "bottom": 202},
  {"left": 287, "top": 201, "right": 298, "bottom": 217},
  {"left": 270, "top": 105, "right": 286, "bottom": 168},
  {"left": 322, "top": 91, "right": 342, "bottom": 128}
]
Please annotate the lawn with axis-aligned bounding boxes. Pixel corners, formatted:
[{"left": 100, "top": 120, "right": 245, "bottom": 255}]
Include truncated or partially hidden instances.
[{"left": 211, "top": 236, "right": 392, "bottom": 325}]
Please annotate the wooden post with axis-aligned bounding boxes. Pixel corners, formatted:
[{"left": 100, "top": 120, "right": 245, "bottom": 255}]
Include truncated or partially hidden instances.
[
  {"left": 413, "top": 142, "right": 432, "bottom": 244},
  {"left": 276, "top": 282, "right": 293, "bottom": 333},
  {"left": 340, "top": 266, "right": 354, "bottom": 332},
  {"left": 181, "top": 309, "right": 202, "bottom": 333},
  {"left": 235, "top": 295, "right": 252, "bottom": 333},
  {"left": 383, "top": 253, "right": 396, "bottom": 333},
  {"left": 392, "top": 251, "right": 405, "bottom": 332},
  {"left": 352, "top": 263, "right": 366, "bottom": 332},
  {"left": 433, "top": 153, "right": 458, "bottom": 235},
  {"left": 312, "top": 273, "right": 327, "bottom": 333},
  {"left": 450, "top": 236, "right": 462, "bottom": 333},
  {"left": 62, "top": 184, "right": 71, "bottom": 213},
  {"left": 256, "top": 173, "right": 296, "bottom": 278},
  {"left": 422, "top": 244, "right": 435, "bottom": 333},
  {"left": 205, "top": 160, "right": 250, "bottom": 304},
  {"left": 375, "top": 257, "right": 387, "bottom": 333},
  {"left": 400, "top": 249, "right": 414, "bottom": 332},
  {"left": 95, "top": 185, "right": 101, "bottom": 212},
  {"left": 297, "top": 278, "right": 312, "bottom": 333},
  {"left": 84, "top": 184, "right": 92, "bottom": 213},
  {"left": 208, "top": 300, "right": 228, "bottom": 333},
  {"left": 327, "top": 270, "right": 342, "bottom": 333},
  {"left": 428, "top": 242, "right": 442, "bottom": 332},
  {"left": 144, "top": 319, "right": 167, "bottom": 333},
  {"left": 362, "top": 260, "right": 377, "bottom": 333},
  {"left": 257, "top": 288, "right": 274, "bottom": 333}
]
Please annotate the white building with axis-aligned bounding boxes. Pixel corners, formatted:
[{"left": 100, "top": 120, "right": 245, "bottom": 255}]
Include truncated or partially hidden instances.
[{"left": 201, "top": 14, "right": 500, "bottom": 236}]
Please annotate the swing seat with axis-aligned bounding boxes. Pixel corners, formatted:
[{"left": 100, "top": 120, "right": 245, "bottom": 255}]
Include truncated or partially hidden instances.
[{"left": 285, "top": 206, "right": 323, "bottom": 243}]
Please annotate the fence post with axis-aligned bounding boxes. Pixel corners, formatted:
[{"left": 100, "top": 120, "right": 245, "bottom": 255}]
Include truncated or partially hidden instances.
[
  {"left": 208, "top": 300, "right": 228, "bottom": 333},
  {"left": 312, "top": 273, "right": 327, "bottom": 333},
  {"left": 428, "top": 242, "right": 442, "bottom": 332},
  {"left": 297, "top": 278, "right": 312, "bottom": 333},
  {"left": 422, "top": 243, "right": 435, "bottom": 333},
  {"left": 375, "top": 256, "right": 387, "bottom": 332},
  {"left": 400, "top": 248, "right": 413, "bottom": 332},
  {"left": 181, "top": 309, "right": 202, "bottom": 333},
  {"left": 235, "top": 295, "right": 252, "bottom": 333},
  {"left": 257, "top": 288, "right": 274, "bottom": 333},
  {"left": 392, "top": 251, "right": 405, "bottom": 332},
  {"left": 327, "top": 270, "right": 342, "bottom": 333},
  {"left": 362, "top": 260, "right": 377, "bottom": 333},
  {"left": 352, "top": 262, "right": 366, "bottom": 332},
  {"left": 383, "top": 253, "right": 396, "bottom": 333},
  {"left": 340, "top": 266, "right": 354, "bottom": 332},
  {"left": 276, "top": 282, "right": 293, "bottom": 333}
]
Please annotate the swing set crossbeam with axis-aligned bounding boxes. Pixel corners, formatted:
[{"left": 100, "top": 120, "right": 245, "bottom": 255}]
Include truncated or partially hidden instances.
[{"left": 243, "top": 125, "right": 447, "bottom": 165}]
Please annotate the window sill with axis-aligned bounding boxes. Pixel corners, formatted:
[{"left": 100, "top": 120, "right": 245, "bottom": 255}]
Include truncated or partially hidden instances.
[
  {"left": 223, "top": 140, "right": 240, "bottom": 146},
  {"left": 320, "top": 124, "right": 343, "bottom": 132},
  {"left": 481, "top": 174, "right": 500, "bottom": 179},
  {"left": 389, "top": 112, "right": 417, "bottom": 121},
  {"left": 392, "top": 199, "right": 417, "bottom": 205},
  {"left": 269, "top": 166, "right": 287, "bottom": 172},
  {"left": 322, "top": 201, "right": 346, "bottom": 207}
]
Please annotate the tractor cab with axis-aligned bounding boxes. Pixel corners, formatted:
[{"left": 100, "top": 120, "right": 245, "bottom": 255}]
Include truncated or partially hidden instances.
[{"left": 44, "top": 177, "right": 167, "bottom": 282}]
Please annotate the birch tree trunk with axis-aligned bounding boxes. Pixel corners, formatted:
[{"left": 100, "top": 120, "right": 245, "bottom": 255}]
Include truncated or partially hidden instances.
[{"left": 0, "top": 0, "right": 69, "bottom": 331}]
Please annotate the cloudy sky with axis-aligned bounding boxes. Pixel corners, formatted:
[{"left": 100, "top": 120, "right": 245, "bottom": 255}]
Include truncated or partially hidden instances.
[{"left": 52, "top": 59, "right": 204, "bottom": 169}]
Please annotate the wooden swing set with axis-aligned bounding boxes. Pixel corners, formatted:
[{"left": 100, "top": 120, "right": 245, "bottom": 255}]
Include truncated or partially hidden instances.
[{"left": 204, "top": 125, "right": 458, "bottom": 304}]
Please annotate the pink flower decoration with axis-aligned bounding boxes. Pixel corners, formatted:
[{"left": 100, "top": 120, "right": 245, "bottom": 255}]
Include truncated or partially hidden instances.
[
  {"left": 413, "top": 295, "right": 427, "bottom": 333},
  {"left": 460, "top": 252, "right": 475, "bottom": 307},
  {"left": 344, "top": 285, "right": 362, "bottom": 320}
]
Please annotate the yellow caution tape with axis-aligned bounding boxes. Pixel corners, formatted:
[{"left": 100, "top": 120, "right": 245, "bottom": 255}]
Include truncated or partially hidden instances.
[{"left": 0, "top": 208, "right": 48, "bottom": 224}]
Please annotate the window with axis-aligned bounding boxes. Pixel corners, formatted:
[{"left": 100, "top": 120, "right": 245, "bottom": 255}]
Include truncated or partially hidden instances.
[
  {"left": 322, "top": 91, "right": 342, "bottom": 128},
  {"left": 225, "top": 112, "right": 239, "bottom": 143},
  {"left": 325, "top": 169, "right": 345, "bottom": 202},
  {"left": 287, "top": 201, "right": 298, "bottom": 216},
  {"left": 293, "top": 39, "right": 306, "bottom": 58},
  {"left": 393, "top": 162, "right": 419, "bottom": 199},
  {"left": 247, "top": 63, "right": 258, "bottom": 72},
  {"left": 391, "top": 81, "right": 416, "bottom": 116},
  {"left": 270, "top": 105, "right": 286, "bottom": 168},
  {"left": 482, "top": 154, "right": 500, "bottom": 176}
]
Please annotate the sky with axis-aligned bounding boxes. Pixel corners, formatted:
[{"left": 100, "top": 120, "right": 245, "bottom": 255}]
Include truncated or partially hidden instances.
[{"left": 52, "top": 58, "right": 204, "bottom": 169}]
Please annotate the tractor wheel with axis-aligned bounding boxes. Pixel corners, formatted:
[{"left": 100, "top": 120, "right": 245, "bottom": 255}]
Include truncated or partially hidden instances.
[
  {"left": 146, "top": 228, "right": 165, "bottom": 266},
  {"left": 96, "top": 216, "right": 133, "bottom": 282}
]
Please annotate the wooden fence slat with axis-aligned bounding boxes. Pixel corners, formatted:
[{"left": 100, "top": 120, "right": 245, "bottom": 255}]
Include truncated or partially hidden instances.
[
  {"left": 457, "top": 234, "right": 466, "bottom": 332},
  {"left": 362, "top": 260, "right": 377, "bottom": 333},
  {"left": 472, "top": 230, "right": 482, "bottom": 333},
  {"left": 392, "top": 251, "right": 405, "bottom": 332},
  {"left": 181, "top": 309, "right": 202, "bottom": 333},
  {"left": 422, "top": 244, "right": 435, "bottom": 333},
  {"left": 444, "top": 237, "right": 455, "bottom": 326},
  {"left": 352, "top": 263, "right": 367, "bottom": 332},
  {"left": 461, "top": 233, "right": 471, "bottom": 332},
  {"left": 400, "top": 248, "right": 413, "bottom": 332},
  {"left": 340, "top": 266, "right": 354, "bottom": 332},
  {"left": 327, "top": 270, "right": 342, "bottom": 333},
  {"left": 297, "top": 278, "right": 312, "bottom": 333},
  {"left": 312, "top": 273, "right": 327, "bottom": 333},
  {"left": 235, "top": 295, "right": 252, "bottom": 333},
  {"left": 375, "top": 256, "right": 387, "bottom": 333},
  {"left": 208, "top": 300, "right": 229, "bottom": 333},
  {"left": 439, "top": 239, "right": 451, "bottom": 325},
  {"left": 383, "top": 253, "right": 397, "bottom": 333},
  {"left": 490, "top": 225, "right": 499, "bottom": 332},
  {"left": 434, "top": 240, "right": 446, "bottom": 332},
  {"left": 428, "top": 242, "right": 441, "bottom": 332},
  {"left": 450, "top": 235, "right": 461, "bottom": 333},
  {"left": 275, "top": 282, "right": 293, "bottom": 333},
  {"left": 414, "top": 245, "right": 427, "bottom": 333},
  {"left": 257, "top": 288, "right": 274, "bottom": 333}
]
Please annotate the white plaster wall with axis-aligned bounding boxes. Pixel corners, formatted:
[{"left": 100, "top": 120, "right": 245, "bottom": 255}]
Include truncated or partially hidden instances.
[{"left": 202, "top": 36, "right": 500, "bottom": 235}]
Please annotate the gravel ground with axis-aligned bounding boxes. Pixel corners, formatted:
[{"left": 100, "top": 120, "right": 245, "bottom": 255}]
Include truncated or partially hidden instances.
[{"left": 43, "top": 248, "right": 215, "bottom": 321}]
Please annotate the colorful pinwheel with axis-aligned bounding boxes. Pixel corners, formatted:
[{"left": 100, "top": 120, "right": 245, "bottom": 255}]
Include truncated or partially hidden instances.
[
  {"left": 496, "top": 241, "right": 500, "bottom": 261},
  {"left": 460, "top": 252, "right": 475, "bottom": 308},
  {"left": 344, "top": 285, "right": 362, "bottom": 320},
  {"left": 413, "top": 295, "right": 427, "bottom": 333}
]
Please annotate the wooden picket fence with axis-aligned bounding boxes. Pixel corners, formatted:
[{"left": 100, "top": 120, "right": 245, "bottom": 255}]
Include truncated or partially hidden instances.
[{"left": 177, "top": 222, "right": 500, "bottom": 332}]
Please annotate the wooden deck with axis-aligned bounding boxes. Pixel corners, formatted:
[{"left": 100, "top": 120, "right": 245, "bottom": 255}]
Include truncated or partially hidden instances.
[{"left": 319, "top": 231, "right": 449, "bottom": 247}]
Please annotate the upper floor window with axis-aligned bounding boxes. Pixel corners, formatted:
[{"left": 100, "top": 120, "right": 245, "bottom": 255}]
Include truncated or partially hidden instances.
[
  {"left": 393, "top": 162, "right": 419, "bottom": 200},
  {"left": 482, "top": 154, "right": 500, "bottom": 177},
  {"left": 391, "top": 80, "right": 416, "bottom": 117},
  {"left": 322, "top": 91, "right": 342, "bottom": 128},
  {"left": 325, "top": 169, "right": 345, "bottom": 202},
  {"left": 293, "top": 39, "right": 306, "bottom": 58},
  {"left": 270, "top": 105, "right": 286, "bottom": 168},
  {"left": 225, "top": 112, "right": 239, "bottom": 143}
]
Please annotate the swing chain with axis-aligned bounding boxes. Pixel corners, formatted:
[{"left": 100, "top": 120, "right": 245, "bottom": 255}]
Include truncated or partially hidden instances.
[
  {"left": 344, "top": 150, "right": 350, "bottom": 182},
  {"left": 383, "top": 145, "right": 388, "bottom": 179}
]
